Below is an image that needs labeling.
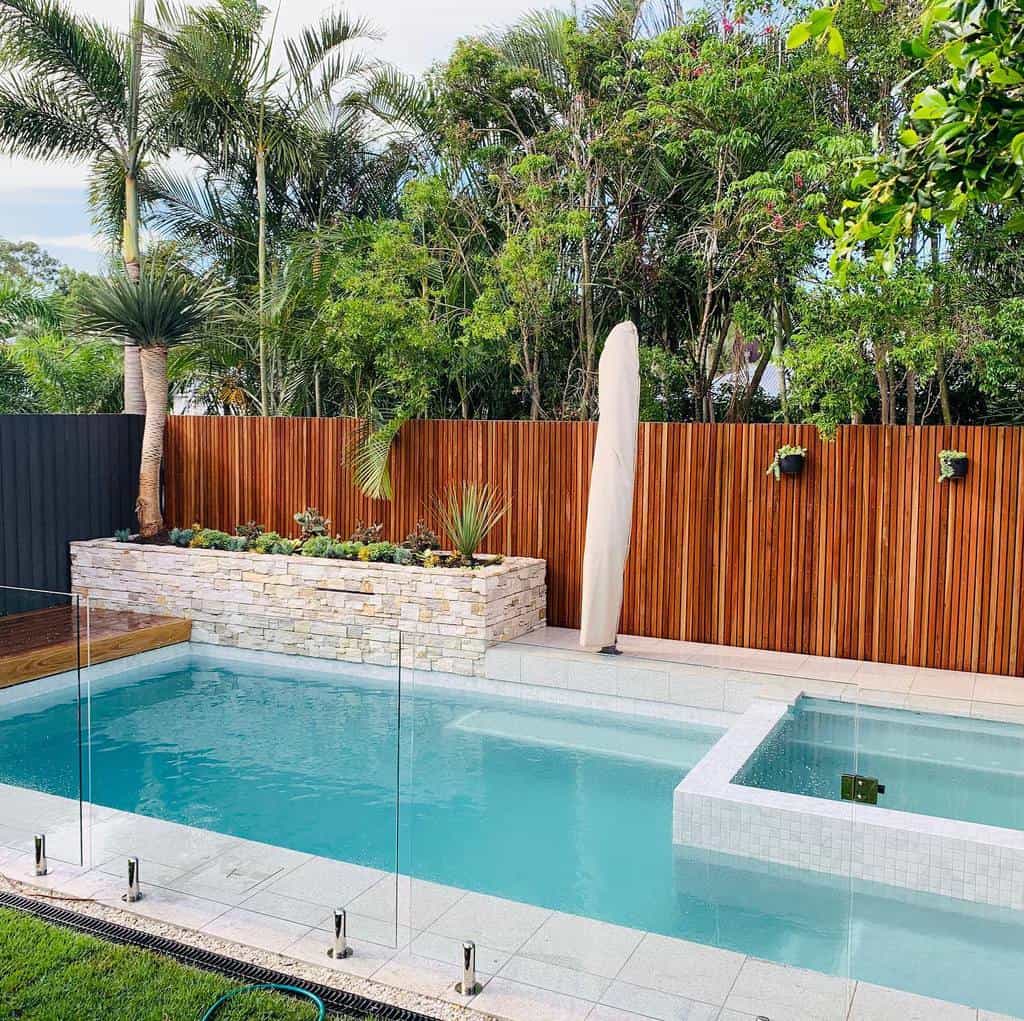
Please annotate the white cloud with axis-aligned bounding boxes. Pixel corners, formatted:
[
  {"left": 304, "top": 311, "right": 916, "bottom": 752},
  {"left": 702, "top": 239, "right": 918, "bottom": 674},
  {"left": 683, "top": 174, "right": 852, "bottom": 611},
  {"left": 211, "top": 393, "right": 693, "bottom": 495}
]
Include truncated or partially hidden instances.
[{"left": 21, "top": 233, "right": 106, "bottom": 252}]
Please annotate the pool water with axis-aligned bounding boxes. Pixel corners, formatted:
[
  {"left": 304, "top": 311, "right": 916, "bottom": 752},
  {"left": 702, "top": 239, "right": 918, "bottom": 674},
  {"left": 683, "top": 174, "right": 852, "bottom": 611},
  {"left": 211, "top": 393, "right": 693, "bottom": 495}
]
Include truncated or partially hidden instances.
[
  {"left": 736, "top": 696, "right": 1024, "bottom": 831},
  {"left": 1, "top": 654, "right": 1024, "bottom": 1016}
]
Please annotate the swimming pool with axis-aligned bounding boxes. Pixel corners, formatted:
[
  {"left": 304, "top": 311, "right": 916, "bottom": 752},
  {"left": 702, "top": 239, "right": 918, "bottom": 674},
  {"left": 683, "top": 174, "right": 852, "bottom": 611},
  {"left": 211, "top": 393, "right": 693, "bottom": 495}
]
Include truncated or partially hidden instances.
[
  {"left": 736, "top": 696, "right": 1024, "bottom": 830},
  {"left": 1, "top": 651, "right": 1024, "bottom": 1016}
]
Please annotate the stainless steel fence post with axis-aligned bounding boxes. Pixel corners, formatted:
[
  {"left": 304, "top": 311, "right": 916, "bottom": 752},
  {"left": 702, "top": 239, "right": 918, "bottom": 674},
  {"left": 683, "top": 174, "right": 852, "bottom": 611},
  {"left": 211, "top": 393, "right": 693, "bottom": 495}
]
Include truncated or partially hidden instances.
[
  {"left": 327, "top": 908, "right": 352, "bottom": 959},
  {"left": 122, "top": 857, "right": 142, "bottom": 902},
  {"left": 456, "top": 940, "right": 480, "bottom": 995},
  {"left": 33, "top": 834, "right": 47, "bottom": 876}
]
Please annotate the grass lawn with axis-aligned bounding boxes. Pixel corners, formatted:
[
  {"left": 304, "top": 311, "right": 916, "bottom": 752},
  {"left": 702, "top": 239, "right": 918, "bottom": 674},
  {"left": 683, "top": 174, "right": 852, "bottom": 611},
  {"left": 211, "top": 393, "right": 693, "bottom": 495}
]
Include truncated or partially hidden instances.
[{"left": 0, "top": 908, "right": 356, "bottom": 1020}]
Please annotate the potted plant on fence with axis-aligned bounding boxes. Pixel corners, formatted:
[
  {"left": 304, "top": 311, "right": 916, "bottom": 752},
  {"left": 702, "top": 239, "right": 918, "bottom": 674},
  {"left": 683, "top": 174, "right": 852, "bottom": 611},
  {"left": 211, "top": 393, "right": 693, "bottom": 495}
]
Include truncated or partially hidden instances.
[
  {"left": 938, "top": 449, "right": 969, "bottom": 482},
  {"left": 767, "top": 444, "right": 807, "bottom": 481}
]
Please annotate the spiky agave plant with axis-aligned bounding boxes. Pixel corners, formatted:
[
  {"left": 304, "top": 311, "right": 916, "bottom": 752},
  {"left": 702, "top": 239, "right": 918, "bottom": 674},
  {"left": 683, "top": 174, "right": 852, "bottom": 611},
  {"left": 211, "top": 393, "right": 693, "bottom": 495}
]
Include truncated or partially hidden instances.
[
  {"left": 77, "top": 268, "right": 225, "bottom": 536},
  {"left": 433, "top": 482, "right": 509, "bottom": 565}
]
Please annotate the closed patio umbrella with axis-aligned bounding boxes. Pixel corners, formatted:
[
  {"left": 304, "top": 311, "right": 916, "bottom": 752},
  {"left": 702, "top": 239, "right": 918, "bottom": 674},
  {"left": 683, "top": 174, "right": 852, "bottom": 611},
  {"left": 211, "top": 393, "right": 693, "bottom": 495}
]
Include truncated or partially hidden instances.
[{"left": 579, "top": 320, "right": 640, "bottom": 652}]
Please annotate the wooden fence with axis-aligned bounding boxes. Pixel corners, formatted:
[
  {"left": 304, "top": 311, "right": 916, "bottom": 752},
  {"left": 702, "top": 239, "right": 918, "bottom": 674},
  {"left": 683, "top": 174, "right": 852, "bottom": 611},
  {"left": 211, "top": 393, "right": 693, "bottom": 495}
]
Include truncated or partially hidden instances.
[{"left": 165, "top": 416, "right": 1024, "bottom": 676}]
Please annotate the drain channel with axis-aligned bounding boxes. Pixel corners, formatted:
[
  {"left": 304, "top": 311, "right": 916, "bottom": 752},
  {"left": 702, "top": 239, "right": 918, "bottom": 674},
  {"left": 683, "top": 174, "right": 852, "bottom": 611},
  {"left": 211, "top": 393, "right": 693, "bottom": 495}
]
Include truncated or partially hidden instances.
[{"left": 0, "top": 890, "right": 442, "bottom": 1021}]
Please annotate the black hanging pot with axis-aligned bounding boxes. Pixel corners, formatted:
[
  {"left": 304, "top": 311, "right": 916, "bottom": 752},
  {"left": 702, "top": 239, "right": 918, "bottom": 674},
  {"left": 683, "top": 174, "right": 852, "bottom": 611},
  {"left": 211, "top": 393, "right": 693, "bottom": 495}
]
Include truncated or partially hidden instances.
[
  {"left": 947, "top": 457, "right": 968, "bottom": 479},
  {"left": 779, "top": 453, "right": 805, "bottom": 476}
]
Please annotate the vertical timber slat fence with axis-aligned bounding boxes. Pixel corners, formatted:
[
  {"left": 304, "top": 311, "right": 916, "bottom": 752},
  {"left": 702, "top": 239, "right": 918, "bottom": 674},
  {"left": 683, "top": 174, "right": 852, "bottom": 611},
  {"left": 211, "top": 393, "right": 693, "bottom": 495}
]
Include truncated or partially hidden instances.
[{"left": 165, "top": 416, "right": 1024, "bottom": 676}]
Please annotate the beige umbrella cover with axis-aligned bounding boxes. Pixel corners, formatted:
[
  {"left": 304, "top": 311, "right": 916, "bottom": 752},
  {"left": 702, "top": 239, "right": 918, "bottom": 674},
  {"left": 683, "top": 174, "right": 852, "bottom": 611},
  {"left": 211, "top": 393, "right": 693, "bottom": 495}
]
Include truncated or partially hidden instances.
[{"left": 579, "top": 321, "right": 640, "bottom": 651}]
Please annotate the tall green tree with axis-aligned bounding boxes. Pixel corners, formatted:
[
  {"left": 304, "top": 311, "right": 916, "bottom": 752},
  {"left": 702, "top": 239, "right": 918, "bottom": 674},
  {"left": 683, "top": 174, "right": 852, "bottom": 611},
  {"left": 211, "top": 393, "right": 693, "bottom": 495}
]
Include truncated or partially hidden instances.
[
  {"left": 150, "top": 0, "right": 378, "bottom": 415},
  {"left": 0, "top": 0, "right": 163, "bottom": 412}
]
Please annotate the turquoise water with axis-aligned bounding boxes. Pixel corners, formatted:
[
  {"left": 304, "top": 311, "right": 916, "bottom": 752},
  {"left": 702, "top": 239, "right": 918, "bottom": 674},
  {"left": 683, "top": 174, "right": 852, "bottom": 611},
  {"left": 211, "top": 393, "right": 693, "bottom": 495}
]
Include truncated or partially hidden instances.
[
  {"left": 737, "top": 696, "right": 1024, "bottom": 830},
  {"left": 1, "top": 655, "right": 1023, "bottom": 1016}
]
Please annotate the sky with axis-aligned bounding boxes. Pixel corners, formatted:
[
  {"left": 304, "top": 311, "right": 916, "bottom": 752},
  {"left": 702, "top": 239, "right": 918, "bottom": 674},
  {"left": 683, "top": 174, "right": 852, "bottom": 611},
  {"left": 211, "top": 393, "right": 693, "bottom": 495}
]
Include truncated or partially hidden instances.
[{"left": 0, "top": 0, "right": 542, "bottom": 273}]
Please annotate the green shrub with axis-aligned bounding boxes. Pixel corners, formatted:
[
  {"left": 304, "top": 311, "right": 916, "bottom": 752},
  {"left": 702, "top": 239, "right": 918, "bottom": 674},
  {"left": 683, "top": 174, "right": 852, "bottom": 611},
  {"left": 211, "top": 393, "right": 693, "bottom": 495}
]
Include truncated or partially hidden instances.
[
  {"left": 114, "top": 528, "right": 132, "bottom": 543},
  {"left": 276, "top": 538, "right": 300, "bottom": 555},
  {"left": 329, "top": 541, "right": 361, "bottom": 559},
  {"left": 168, "top": 527, "right": 193, "bottom": 548},
  {"left": 300, "top": 535, "right": 334, "bottom": 558},
  {"left": 252, "top": 531, "right": 285, "bottom": 554},
  {"left": 225, "top": 536, "right": 248, "bottom": 552},
  {"left": 366, "top": 541, "right": 397, "bottom": 562},
  {"left": 392, "top": 546, "right": 414, "bottom": 566},
  {"left": 190, "top": 528, "right": 234, "bottom": 550}
]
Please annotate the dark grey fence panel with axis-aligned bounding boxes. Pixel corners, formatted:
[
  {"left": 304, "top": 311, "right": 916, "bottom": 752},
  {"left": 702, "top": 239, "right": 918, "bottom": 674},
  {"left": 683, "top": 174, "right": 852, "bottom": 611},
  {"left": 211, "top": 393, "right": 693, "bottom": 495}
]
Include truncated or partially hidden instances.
[{"left": 0, "top": 415, "right": 144, "bottom": 605}]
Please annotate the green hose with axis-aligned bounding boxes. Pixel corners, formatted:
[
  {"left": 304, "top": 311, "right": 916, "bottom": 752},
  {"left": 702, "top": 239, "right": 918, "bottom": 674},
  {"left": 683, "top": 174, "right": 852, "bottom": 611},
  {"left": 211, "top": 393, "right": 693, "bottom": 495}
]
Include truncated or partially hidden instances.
[{"left": 200, "top": 982, "right": 326, "bottom": 1021}]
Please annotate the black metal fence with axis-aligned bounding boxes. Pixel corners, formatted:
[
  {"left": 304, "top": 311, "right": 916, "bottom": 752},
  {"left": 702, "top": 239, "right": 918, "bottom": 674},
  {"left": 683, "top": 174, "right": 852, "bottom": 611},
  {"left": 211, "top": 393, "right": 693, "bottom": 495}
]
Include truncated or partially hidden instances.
[{"left": 0, "top": 415, "right": 144, "bottom": 607}]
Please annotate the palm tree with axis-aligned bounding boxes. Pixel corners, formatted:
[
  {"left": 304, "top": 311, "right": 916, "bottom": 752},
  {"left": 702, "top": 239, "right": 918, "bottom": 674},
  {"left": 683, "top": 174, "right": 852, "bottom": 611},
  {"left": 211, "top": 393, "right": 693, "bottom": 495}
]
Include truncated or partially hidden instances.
[
  {"left": 149, "top": 0, "right": 378, "bottom": 415},
  {"left": 0, "top": 0, "right": 163, "bottom": 413},
  {"left": 77, "top": 269, "right": 224, "bottom": 536}
]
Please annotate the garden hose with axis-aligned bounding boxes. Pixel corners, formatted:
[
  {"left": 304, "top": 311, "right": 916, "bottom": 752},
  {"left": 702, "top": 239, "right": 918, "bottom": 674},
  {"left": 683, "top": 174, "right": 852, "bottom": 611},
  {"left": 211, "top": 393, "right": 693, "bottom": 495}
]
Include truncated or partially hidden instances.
[{"left": 200, "top": 983, "right": 326, "bottom": 1020}]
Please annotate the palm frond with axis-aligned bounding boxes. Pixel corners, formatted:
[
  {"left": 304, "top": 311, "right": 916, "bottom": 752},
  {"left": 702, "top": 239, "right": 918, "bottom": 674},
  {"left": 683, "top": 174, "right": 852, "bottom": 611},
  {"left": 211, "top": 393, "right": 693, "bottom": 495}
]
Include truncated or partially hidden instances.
[
  {"left": 0, "top": 75, "right": 111, "bottom": 159},
  {"left": 76, "top": 266, "right": 227, "bottom": 348},
  {"left": 0, "top": 0, "right": 129, "bottom": 124},
  {"left": 349, "top": 413, "right": 406, "bottom": 501}
]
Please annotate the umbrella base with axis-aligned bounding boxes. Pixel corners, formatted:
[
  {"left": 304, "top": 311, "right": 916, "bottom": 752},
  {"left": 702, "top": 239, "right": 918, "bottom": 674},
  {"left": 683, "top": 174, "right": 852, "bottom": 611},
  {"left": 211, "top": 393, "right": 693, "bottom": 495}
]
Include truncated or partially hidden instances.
[{"left": 598, "top": 644, "right": 622, "bottom": 656}]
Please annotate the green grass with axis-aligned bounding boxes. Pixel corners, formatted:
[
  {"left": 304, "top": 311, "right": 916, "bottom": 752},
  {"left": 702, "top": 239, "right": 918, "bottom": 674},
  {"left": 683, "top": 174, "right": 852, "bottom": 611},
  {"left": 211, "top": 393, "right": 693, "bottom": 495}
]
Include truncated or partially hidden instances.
[{"left": 0, "top": 908, "right": 354, "bottom": 1020}]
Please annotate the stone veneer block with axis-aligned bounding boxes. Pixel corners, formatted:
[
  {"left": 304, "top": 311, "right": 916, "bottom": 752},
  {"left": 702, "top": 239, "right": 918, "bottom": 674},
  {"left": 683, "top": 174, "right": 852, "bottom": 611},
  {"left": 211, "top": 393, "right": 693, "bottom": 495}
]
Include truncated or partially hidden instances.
[{"left": 71, "top": 540, "right": 546, "bottom": 676}]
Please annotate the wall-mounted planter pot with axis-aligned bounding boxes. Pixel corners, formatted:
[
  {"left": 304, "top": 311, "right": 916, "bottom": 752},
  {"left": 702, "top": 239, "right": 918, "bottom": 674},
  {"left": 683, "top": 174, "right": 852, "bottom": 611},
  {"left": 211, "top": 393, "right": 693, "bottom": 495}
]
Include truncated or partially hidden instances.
[
  {"left": 779, "top": 453, "right": 805, "bottom": 477},
  {"left": 938, "top": 451, "right": 969, "bottom": 483}
]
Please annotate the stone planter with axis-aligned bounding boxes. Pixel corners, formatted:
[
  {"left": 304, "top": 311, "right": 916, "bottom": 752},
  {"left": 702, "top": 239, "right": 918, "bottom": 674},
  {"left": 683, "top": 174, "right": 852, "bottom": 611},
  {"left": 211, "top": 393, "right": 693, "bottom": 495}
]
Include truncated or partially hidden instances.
[{"left": 71, "top": 539, "right": 546, "bottom": 676}]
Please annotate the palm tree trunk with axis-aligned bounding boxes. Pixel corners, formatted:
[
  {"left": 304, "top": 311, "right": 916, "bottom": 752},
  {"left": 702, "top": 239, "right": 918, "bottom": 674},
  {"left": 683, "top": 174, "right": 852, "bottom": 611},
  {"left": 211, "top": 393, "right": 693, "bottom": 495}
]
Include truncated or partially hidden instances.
[
  {"left": 122, "top": 1, "right": 147, "bottom": 416},
  {"left": 137, "top": 347, "right": 168, "bottom": 536},
  {"left": 256, "top": 145, "right": 270, "bottom": 416},
  {"left": 122, "top": 175, "right": 147, "bottom": 414}
]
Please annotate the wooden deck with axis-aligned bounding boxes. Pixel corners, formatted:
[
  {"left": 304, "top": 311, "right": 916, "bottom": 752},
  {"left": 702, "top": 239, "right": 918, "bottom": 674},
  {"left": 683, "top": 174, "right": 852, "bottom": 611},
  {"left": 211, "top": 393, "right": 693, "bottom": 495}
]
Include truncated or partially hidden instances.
[{"left": 0, "top": 605, "right": 191, "bottom": 689}]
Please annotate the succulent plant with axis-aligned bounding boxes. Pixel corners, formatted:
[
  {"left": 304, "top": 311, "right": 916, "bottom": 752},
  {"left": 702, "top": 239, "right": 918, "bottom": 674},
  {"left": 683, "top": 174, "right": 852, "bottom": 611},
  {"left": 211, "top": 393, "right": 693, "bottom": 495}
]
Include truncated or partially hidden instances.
[
  {"left": 350, "top": 520, "right": 384, "bottom": 544},
  {"left": 300, "top": 535, "right": 334, "bottom": 558},
  {"left": 114, "top": 528, "right": 132, "bottom": 542},
  {"left": 294, "top": 507, "right": 330, "bottom": 540}
]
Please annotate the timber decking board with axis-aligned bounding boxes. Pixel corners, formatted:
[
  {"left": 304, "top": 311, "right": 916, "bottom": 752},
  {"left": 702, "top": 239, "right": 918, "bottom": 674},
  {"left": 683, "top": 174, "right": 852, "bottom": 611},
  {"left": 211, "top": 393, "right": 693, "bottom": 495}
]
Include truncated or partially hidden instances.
[{"left": 0, "top": 606, "right": 191, "bottom": 688}]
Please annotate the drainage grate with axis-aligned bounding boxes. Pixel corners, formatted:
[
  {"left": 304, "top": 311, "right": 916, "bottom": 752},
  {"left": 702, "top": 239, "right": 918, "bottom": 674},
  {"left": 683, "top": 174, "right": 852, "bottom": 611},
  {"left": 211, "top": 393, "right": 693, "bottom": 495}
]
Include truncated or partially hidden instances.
[{"left": 0, "top": 890, "right": 442, "bottom": 1021}]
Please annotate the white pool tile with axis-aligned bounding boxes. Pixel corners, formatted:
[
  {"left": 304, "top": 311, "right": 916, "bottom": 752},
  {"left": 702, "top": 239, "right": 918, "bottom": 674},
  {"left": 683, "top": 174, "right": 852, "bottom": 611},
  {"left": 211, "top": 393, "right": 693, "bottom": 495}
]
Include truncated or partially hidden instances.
[
  {"left": 499, "top": 954, "right": 611, "bottom": 1002},
  {"left": 410, "top": 930, "right": 509, "bottom": 975},
  {"left": 237, "top": 888, "right": 335, "bottom": 928},
  {"left": 201, "top": 906, "right": 313, "bottom": 953},
  {"left": 724, "top": 959, "right": 853, "bottom": 1021},
  {"left": 469, "top": 976, "right": 596, "bottom": 1021},
  {"left": 600, "top": 979, "right": 720, "bottom": 1020},
  {"left": 170, "top": 844, "right": 312, "bottom": 903},
  {"left": 616, "top": 934, "right": 744, "bottom": 1005},
  {"left": 344, "top": 874, "right": 465, "bottom": 929},
  {"left": 617, "top": 666, "right": 669, "bottom": 702},
  {"left": 260, "top": 854, "right": 384, "bottom": 905},
  {"left": 429, "top": 890, "right": 552, "bottom": 952},
  {"left": 519, "top": 912, "right": 644, "bottom": 978},
  {"left": 848, "top": 983, "right": 977, "bottom": 1020},
  {"left": 372, "top": 951, "right": 485, "bottom": 1002},
  {"left": 282, "top": 928, "right": 396, "bottom": 978},
  {"left": 98, "top": 886, "right": 228, "bottom": 930}
]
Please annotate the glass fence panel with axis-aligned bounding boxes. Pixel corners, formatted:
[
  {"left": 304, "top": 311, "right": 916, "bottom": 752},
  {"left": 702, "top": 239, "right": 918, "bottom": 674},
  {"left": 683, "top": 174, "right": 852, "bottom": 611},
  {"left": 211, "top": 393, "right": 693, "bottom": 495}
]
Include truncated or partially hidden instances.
[
  {"left": 850, "top": 681, "right": 1024, "bottom": 1019},
  {"left": 0, "top": 585, "right": 85, "bottom": 869},
  {"left": 82, "top": 622, "right": 402, "bottom": 958},
  {"left": 404, "top": 637, "right": 857, "bottom": 1018}
]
